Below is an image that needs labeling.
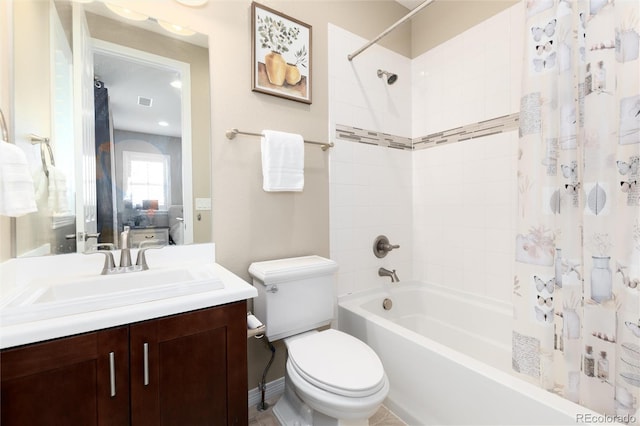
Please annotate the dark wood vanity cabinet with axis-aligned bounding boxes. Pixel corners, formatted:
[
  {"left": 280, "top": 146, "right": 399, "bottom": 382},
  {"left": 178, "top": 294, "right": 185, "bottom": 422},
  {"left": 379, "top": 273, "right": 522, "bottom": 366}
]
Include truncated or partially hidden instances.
[
  {"left": 130, "top": 301, "right": 248, "bottom": 426},
  {"left": 1, "top": 301, "right": 248, "bottom": 426},
  {"left": 0, "top": 326, "right": 130, "bottom": 426}
]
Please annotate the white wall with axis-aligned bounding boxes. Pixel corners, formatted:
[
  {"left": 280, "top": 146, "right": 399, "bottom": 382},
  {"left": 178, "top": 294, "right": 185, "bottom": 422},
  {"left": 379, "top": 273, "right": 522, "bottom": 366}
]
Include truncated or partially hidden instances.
[
  {"left": 328, "top": 24, "right": 413, "bottom": 296},
  {"left": 329, "top": 2, "right": 525, "bottom": 302}
]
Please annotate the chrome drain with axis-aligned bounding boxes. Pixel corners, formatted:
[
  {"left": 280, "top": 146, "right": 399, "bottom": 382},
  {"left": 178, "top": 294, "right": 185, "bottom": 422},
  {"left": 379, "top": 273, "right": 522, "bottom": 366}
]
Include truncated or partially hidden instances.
[{"left": 382, "top": 298, "right": 393, "bottom": 310}]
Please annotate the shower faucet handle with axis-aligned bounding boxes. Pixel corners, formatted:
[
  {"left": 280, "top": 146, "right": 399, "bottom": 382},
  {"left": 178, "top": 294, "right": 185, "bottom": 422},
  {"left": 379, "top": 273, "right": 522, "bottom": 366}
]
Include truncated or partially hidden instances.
[
  {"left": 381, "top": 242, "right": 400, "bottom": 251},
  {"left": 373, "top": 235, "right": 400, "bottom": 258}
]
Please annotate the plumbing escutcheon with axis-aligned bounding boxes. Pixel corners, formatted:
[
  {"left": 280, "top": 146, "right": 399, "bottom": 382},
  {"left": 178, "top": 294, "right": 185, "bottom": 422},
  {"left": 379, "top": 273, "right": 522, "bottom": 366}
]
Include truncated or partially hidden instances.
[{"left": 373, "top": 235, "right": 400, "bottom": 258}]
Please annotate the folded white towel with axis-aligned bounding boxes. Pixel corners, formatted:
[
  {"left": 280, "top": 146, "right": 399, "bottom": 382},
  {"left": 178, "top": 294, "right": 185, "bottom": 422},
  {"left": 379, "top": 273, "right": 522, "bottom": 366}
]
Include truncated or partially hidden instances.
[
  {"left": 261, "top": 130, "right": 304, "bottom": 192},
  {"left": 0, "top": 141, "right": 38, "bottom": 217}
]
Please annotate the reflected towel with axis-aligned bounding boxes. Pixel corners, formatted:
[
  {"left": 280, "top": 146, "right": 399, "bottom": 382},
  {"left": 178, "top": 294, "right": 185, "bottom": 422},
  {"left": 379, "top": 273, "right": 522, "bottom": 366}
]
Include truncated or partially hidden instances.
[
  {"left": 0, "top": 141, "right": 37, "bottom": 217},
  {"left": 47, "top": 166, "right": 69, "bottom": 215},
  {"left": 261, "top": 130, "right": 304, "bottom": 192}
]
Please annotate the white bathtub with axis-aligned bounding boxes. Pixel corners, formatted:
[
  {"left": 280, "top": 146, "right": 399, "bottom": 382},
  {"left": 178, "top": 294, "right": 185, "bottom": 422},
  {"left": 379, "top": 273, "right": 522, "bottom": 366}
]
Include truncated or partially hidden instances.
[{"left": 338, "top": 281, "right": 602, "bottom": 425}]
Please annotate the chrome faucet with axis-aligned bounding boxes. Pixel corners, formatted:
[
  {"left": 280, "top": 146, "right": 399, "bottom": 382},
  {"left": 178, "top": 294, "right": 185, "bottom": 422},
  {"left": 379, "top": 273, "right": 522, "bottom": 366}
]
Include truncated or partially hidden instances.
[
  {"left": 378, "top": 267, "right": 399, "bottom": 283},
  {"left": 84, "top": 226, "right": 164, "bottom": 275},
  {"left": 119, "top": 226, "right": 132, "bottom": 268}
]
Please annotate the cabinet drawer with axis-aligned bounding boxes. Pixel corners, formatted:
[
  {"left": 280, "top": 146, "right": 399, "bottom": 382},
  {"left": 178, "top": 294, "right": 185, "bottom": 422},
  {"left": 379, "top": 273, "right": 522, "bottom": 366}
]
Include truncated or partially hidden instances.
[{"left": 129, "top": 228, "right": 169, "bottom": 247}]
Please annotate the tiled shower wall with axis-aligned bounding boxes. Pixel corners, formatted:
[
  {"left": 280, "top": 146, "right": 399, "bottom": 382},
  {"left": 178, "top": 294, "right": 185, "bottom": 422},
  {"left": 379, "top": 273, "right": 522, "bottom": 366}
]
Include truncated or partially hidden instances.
[
  {"left": 412, "top": 2, "right": 523, "bottom": 304},
  {"left": 328, "top": 24, "right": 414, "bottom": 296},
  {"left": 329, "top": 2, "right": 524, "bottom": 301}
]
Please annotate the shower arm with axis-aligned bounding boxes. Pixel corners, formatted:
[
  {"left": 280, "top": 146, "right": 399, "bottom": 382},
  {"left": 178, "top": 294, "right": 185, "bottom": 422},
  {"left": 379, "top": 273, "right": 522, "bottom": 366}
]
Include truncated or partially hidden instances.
[{"left": 347, "top": 0, "right": 434, "bottom": 61}]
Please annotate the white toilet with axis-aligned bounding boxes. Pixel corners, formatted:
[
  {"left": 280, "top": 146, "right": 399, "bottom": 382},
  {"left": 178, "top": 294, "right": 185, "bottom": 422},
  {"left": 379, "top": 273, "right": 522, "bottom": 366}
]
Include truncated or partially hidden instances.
[{"left": 250, "top": 256, "right": 389, "bottom": 426}]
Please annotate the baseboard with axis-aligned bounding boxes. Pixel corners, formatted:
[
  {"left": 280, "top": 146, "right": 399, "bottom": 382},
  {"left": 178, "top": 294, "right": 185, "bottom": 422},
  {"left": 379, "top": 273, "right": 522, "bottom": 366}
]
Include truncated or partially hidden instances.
[{"left": 248, "top": 377, "right": 285, "bottom": 407}]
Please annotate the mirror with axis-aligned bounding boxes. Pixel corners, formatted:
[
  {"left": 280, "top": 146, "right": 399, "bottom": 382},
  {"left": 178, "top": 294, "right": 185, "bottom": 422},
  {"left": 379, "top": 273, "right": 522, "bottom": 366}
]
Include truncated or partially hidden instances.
[{"left": 12, "top": 0, "right": 212, "bottom": 257}]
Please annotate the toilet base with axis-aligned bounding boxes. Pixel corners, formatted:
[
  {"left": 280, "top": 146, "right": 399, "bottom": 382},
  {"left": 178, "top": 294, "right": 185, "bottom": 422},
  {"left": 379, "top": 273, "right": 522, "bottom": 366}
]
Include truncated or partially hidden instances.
[{"left": 272, "top": 371, "right": 369, "bottom": 426}]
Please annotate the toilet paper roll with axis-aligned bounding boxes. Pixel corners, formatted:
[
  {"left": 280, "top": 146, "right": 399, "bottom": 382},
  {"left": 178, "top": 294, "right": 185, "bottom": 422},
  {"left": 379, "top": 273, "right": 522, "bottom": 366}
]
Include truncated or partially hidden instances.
[{"left": 247, "top": 314, "right": 264, "bottom": 330}]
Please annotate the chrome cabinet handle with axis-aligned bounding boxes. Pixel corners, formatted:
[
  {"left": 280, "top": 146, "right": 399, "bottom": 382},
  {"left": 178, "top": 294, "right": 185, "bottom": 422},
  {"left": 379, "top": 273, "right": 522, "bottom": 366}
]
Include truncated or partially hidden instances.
[
  {"left": 143, "top": 343, "right": 149, "bottom": 386},
  {"left": 109, "top": 352, "right": 116, "bottom": 397}
]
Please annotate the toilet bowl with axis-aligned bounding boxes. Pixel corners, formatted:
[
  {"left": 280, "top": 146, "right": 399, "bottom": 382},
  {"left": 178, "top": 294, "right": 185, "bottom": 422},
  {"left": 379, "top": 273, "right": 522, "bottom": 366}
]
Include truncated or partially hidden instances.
[
  {"left": 273, "top": 329, "right": 389, "bottom": 426},
  {"left": 249, "top": 256, "right": 389, "bottom": 425}
]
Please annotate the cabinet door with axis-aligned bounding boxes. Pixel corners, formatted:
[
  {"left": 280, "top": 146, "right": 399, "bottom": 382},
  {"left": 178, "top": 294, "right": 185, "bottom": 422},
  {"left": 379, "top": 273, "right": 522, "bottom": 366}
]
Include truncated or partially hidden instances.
[
  {"left": 1, "top": 327, "right": 129, "bottom": 426},
  {"left": 130, "top": 301, "right": 248, "bottom": 426}
]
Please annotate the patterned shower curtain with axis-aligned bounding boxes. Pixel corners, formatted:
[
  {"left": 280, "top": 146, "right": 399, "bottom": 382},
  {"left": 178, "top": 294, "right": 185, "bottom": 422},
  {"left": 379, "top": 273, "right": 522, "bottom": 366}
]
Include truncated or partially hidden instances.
[{"left": 513, "top": 0, "right": 640, "bottom": 421}]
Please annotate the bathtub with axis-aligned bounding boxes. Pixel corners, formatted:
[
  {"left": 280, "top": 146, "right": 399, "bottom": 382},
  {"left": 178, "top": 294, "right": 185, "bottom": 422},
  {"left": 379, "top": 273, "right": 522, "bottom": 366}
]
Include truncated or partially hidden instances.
[{"left": 338, "top": 281, "right": 602, "bottom": 425}]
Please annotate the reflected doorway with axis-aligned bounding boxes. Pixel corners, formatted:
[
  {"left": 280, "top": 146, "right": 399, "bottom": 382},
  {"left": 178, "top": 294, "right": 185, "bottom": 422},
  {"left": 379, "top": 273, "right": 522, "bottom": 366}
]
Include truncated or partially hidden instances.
[{"left": 92, "top": 40, "right": 193, "bottom": 248}]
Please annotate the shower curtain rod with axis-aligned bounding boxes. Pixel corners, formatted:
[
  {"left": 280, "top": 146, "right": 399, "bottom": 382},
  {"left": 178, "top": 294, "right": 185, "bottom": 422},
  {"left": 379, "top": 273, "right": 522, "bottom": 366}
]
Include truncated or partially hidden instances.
[{"left": 347, "top": 0, "right": 434, "bottom": 61}]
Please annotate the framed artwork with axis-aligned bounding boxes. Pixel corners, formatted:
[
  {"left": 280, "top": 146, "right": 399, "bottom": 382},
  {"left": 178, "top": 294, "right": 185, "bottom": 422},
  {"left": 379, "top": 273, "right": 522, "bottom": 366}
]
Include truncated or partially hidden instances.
[{"left": 251, "top": 2, "right": 312, "bottom": 104}]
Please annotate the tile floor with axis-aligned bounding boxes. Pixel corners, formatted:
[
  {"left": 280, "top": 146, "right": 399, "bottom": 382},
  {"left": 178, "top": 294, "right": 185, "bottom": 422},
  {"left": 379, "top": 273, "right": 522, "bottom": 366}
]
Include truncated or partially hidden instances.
[{"left": 248, "top": 397, "right": 407, "bottom": 426}]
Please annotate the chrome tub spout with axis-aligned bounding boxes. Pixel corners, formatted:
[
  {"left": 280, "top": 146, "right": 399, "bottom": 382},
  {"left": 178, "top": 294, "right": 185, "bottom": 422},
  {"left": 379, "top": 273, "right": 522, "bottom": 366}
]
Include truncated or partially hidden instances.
[{"left": 378, "top": 267, "right": 399, "bottom": 283}]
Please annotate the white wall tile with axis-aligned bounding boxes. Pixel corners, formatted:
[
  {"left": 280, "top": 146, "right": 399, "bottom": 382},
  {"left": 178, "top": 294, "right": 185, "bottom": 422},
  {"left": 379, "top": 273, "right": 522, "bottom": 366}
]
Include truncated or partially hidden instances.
[{"left": 329, "top": 2, "right": 523, "bottom": 300}]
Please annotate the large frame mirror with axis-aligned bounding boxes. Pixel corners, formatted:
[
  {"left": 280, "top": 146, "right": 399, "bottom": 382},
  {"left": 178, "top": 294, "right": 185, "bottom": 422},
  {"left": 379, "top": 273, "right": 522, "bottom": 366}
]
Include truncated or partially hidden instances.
[{"left": 12, "top": 0, "right": 212, "bottom": 257}]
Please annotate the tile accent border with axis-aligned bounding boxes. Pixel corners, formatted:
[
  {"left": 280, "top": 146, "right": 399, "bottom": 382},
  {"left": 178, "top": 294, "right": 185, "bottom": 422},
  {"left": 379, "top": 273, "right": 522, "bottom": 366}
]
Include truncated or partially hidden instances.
[
  {"left": 335, "top": 112, "right": 520, "bottom": 151},
  {"left": 335, "top": 124, "right": 413, "bottom": 150}
]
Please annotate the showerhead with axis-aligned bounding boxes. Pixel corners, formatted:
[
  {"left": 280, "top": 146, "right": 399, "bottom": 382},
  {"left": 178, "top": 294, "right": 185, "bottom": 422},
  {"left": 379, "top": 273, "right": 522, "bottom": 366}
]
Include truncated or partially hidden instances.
[{"left": 377, "top": 69, "right": 398, "bottom": 85}]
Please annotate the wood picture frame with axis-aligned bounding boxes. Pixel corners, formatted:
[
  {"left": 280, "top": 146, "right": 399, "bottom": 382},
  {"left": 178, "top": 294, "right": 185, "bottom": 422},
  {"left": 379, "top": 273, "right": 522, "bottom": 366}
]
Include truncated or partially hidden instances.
[{"left": 251, "top": 2, "right": 312, "bottom": 104}]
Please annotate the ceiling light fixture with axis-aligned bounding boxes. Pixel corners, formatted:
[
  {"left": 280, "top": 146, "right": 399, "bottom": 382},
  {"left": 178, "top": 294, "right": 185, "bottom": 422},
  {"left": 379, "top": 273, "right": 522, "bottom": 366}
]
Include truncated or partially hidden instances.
[
  {"left": 170, "top": 80, "right": 182, "bottom": 89},
  {"left": 105, "top": 3, "right": 149, "bottom": 21},
  {"left": 158, "top": 20, "right": 196, "bottom": 36},
  {"left": 158, "top": 121, "right": 169, "bottom": 127}
]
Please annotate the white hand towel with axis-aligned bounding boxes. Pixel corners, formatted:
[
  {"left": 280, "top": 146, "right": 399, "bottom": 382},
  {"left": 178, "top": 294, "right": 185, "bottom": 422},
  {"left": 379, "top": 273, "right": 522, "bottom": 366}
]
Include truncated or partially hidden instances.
[
  {"left": 261, "top": 130, "right": 304, "bottom": 192},
  {"left": 0, "top": 141, "right": 38, "bottom": 217}
]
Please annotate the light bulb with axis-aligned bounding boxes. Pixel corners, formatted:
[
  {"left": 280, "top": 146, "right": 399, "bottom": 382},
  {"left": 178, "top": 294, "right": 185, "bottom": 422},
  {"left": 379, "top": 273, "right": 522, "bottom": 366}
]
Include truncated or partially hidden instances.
[
  {"left": 175, "top": 0, "right": 208, "bottom": 6},
  {"left": 158, "top": 20, "right": 196, "bottom": 36},
  {"left": 105, "top": 3, "right": 149, "bottom": 21}
]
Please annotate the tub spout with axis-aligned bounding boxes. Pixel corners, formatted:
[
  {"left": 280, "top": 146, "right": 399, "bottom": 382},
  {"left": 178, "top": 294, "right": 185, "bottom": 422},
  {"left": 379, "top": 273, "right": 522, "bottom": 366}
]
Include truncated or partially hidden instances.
[{"left": 378, "top": 267, "right": 399, "bottom": 283}]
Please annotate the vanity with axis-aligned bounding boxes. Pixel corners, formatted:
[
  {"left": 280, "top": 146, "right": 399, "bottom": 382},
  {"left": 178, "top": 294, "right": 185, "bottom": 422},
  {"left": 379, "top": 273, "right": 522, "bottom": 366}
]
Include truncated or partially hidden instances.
[{"left": 0, "top": 244, "right": 257, "bottom": 426}]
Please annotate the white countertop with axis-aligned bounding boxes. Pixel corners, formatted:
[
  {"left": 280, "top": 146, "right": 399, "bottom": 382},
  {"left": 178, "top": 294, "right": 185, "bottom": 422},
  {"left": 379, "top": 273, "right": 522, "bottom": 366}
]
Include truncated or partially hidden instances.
[{"left": 0, "top": 244, "right": 258, "bottom": 349}]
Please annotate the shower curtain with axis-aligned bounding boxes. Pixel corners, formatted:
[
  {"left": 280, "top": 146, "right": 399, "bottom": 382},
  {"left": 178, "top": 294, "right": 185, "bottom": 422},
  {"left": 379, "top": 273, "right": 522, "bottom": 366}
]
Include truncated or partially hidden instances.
[{"left": 513, "top": 0, "right": 640, "bottom": 420}]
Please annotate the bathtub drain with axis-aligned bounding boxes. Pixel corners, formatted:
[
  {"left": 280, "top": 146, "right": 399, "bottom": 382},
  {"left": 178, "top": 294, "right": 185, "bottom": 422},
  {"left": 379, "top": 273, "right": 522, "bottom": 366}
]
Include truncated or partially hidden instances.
[{"left": 382, "top": 298, "right": 393, "bottom": 310}]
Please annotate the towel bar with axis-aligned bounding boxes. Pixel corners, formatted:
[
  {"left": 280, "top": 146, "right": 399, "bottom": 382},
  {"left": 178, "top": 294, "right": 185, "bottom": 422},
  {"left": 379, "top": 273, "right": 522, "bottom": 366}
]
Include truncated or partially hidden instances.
[
  {"left": 30, "top": 134, "right": 54, "bottom": 178},
  {"left": 225, "top": 128, "right": 334, "bottom": 151},
  {"left": 0, "top": 108, "right": 8, "bottom": 143}
]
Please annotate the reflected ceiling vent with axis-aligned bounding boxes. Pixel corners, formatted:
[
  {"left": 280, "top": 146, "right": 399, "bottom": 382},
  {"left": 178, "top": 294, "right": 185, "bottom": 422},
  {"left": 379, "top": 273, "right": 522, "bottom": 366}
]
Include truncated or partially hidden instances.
[{"left": 137, "top": 96, "right": 153, "bottom": 107}]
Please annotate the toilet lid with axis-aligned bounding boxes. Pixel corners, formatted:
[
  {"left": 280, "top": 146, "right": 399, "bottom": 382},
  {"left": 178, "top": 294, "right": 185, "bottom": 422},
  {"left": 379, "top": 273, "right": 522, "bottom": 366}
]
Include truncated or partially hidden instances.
[{"left": 287, "top": 329, "right": 386, "bottom": 398}]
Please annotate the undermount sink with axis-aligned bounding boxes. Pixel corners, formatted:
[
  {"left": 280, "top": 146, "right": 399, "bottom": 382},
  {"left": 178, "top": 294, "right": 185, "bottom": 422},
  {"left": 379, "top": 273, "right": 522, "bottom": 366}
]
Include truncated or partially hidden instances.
[{"left": 0, "top": 264, "right": 224, "bottom": 326}]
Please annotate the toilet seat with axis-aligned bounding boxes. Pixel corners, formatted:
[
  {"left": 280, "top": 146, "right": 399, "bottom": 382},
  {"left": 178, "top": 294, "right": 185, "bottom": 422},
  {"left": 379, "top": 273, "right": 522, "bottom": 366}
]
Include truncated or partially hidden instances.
[{"left": 286, "top": 329, "right": 386, "bottom": 398}]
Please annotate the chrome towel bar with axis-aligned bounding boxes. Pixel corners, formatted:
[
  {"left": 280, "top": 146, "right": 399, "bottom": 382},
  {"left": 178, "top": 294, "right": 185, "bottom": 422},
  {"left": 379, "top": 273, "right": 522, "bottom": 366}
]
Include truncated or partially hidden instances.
[
  {"left": 225, "top": 128, "right": 334, "bottom": 151},
  {"left": 30, "top": 134, "right": 54, "bottom": 178},
  {"left": 0, "top": 108, "right": 8, "bottom": 143}
]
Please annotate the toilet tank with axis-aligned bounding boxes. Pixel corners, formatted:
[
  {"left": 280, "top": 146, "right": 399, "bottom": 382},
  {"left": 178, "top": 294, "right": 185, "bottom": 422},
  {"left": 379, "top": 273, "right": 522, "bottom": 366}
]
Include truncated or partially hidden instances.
[{"left": 249, "top": 256, "right": 338, "bottom": 341}]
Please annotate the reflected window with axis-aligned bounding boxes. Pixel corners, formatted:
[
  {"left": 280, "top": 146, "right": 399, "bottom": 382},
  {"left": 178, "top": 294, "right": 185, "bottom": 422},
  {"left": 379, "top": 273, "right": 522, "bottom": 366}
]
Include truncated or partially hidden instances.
[{"left": 123, "top": 151, "right": 171, "bottom": 210}]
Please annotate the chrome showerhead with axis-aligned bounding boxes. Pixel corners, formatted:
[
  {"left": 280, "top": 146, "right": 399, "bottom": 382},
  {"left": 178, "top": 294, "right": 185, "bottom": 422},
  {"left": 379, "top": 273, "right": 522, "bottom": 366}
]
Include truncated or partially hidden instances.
[{"left": 377, "top": 69, "right": 398, "bottom": 85}]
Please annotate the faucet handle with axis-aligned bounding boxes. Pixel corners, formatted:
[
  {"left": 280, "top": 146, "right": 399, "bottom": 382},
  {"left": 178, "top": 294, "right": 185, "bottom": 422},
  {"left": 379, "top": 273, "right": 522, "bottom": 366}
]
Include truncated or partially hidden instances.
[
  {"left": 84, "top": 250, "right": 117, "bottom": 275},
  {"left": 135, "top": 245, "right": 164, "bottom": 271},
  {"left": 373, "top": 235, "right": 400, "bottom": 258}
]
